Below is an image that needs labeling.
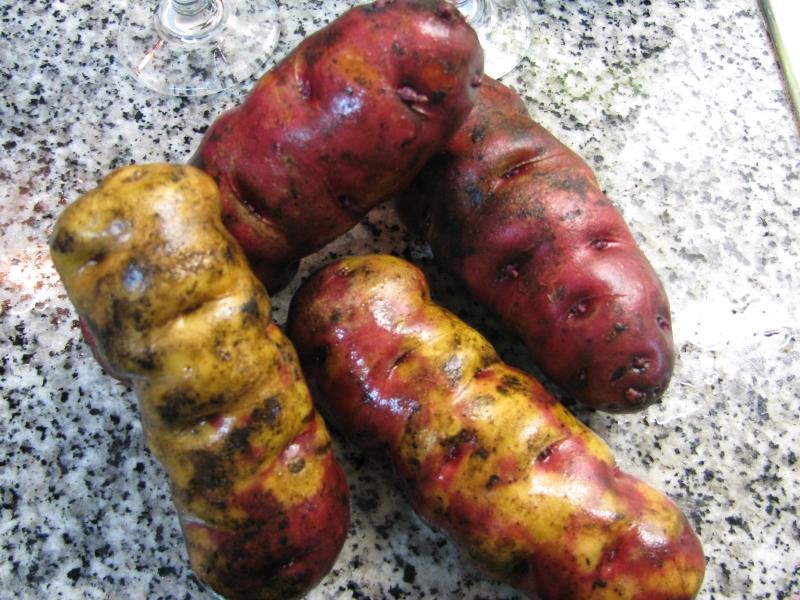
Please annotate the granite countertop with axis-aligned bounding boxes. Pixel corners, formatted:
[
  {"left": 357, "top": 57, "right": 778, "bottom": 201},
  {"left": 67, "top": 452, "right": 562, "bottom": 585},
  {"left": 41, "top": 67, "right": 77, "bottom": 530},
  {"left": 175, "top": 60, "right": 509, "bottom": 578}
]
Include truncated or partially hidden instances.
[{"left": 1, "top": 1, "right": 798, "bottom": 598}]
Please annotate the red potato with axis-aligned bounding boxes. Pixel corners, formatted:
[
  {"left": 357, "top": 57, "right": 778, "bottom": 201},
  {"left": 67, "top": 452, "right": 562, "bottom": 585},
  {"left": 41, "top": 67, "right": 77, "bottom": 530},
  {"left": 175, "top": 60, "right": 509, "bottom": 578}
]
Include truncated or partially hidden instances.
[
  {"left": 191, "top": 0, "right": 483, "bottom": 292},
  {"left": 287, "top": 254, "right": 704, "bottom": 600},
  {"left": 399, "top": 77, "right": 674, "bottom": 412},
  {"left": 49, "top": 165, "right": 350, "bottom": 600}
]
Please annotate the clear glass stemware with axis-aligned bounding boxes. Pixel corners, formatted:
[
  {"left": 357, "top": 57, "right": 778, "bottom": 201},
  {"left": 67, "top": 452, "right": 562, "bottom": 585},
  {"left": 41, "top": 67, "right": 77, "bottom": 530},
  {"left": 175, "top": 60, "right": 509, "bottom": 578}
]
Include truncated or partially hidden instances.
[
  {"left": 118, "top": 0, "right": 281, "bottom": 97},
  {"left": 451, "top": 0, "right": 534, "bottom": 79}
]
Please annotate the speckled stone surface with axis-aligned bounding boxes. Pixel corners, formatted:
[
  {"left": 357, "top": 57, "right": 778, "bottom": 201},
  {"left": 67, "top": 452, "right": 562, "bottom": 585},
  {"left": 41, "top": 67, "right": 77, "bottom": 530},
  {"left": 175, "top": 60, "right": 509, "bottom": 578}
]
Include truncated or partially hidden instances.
[{"left": 1, "top": 1, "right": 798, "bottom": 599}]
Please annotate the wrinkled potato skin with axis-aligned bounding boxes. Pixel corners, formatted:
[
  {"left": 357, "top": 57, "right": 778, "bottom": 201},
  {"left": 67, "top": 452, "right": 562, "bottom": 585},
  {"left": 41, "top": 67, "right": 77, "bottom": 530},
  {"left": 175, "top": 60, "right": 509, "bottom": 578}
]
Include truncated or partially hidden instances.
[
  {"left": 50, "top": 165, "right": 350, "bottom": 600},
  {"left": 399, "top": 77, "right": 673, "bottom": 412},
  {"left": 288, "top": 255, "right": 704, "bottom": 600},
  {"left": 191, "top": 0, "right": 483, "bottom": 292}
]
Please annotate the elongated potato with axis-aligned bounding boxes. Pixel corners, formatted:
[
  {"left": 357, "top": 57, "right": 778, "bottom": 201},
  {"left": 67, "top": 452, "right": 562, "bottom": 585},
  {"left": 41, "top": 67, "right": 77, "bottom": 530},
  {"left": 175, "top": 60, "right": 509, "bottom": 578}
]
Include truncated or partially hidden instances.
[
  {"left": 49, "top": 164, "right": 349, "bottom": 600},
  {"left": 191, "top": 0, "right": 483, "bottom": 292},
  {"left": 399, "top": 77, "right": 673, "bottom": 412},
  {"left": 288, "top": 254, "right": 704, "bottom": 600}
]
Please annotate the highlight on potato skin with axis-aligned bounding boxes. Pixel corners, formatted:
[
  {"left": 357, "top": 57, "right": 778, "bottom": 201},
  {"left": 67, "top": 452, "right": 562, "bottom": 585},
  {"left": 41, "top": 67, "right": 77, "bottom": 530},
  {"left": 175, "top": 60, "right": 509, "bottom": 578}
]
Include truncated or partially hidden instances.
[
  {"left": 191, "top": 0, "right": 484, "bottom": 293},
  {"left": 399, "top": 76, "right": 674, "bottom": 413},
  {"left": 49, "top": 164, "right": 350, "bottom": 600},
  {"left": 288, "top": 254, "right": 704, "bottom": 600}
]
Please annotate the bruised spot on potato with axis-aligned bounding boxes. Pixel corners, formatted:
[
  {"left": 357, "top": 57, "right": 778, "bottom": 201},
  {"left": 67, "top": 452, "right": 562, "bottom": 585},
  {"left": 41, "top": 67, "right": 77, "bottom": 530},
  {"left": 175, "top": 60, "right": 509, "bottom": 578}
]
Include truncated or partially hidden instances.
[
  {"left": 253, "top": 396, "right": 282, "bottom": 426},
  {"left": 227, "top": 426, "right": 251, "bottom": 451},
  {"left": 465, "top": 182, "right": 483, "bottom": 206},
  {"left": 505, "top": 199, "right": 546, "bottom": 222},
  {"left": 549, "top": 173, "right": 595, "bottom": 197},
  {"left": 497, "top": 374, "right": 527, "bottom": 395},
  {"left": 189, "top": 449, "right": 231, "bottom": 494},
  {"left": 241, "top": 297, "right": 260, "bottom": 319},
  {"left": 478, "top": 352, "right": 497, "bottom": 371},
  {"left": 50, "top": 229, "right": 75, "bottom": 254},
  {"left": 471, "top": 123, "right": 488, "bottom": 144},
  {"left": 134, "top": 349, "right": 158, "bottom": 372},
  {"left": 474, "top": 446, "right": 490, "bottom": 460},
  {"left": 560, "top": 207, "right": 583, "bottom": 222},
  {"left": 159, "top": 389, "right": 201, "bottom": 425},
  {"left": 441, "top": 428, "right": 478, "bottom": 458}
]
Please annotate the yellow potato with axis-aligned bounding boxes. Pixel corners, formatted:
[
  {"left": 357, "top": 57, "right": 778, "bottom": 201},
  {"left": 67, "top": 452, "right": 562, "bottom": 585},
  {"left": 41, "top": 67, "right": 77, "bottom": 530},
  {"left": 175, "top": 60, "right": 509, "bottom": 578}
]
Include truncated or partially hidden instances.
[{"left": 50, "top": 164, "right": 349, "bottom": 600}]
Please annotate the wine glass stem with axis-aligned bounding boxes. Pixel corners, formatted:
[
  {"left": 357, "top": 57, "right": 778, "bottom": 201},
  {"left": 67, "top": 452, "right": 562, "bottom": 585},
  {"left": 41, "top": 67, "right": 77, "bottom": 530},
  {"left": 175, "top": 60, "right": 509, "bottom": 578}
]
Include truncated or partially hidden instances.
[
  {"left": 172, "top": 0, "right": 213, "bottom": 17},
  {"left": 157, "top": 0, "right": 224, "bottom": 42},
  {"left": 451, "top": 0, "right": 488, "bottom": 25}
]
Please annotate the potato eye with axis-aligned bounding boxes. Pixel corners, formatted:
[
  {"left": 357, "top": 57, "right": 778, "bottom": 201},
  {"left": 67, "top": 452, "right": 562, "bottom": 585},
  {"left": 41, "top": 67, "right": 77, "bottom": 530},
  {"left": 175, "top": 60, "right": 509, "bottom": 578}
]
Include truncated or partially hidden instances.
[
  {"left": 337, "top": 194, "right": 360, "bottom": 215},
  {"left": 498, "top": 263, "right": 520, "bottom": 281},
  {"left": 397, "top": 86, "right": 428, "bottom": 105},
  {"left": 436, "top": 2, "right": 456, "bottom": 20},
  {"left": 567, "top": 300, "right": 589, "bottom": 318},
  {"left": 590, "top": 239, "right": 610, "bottom": 250}
]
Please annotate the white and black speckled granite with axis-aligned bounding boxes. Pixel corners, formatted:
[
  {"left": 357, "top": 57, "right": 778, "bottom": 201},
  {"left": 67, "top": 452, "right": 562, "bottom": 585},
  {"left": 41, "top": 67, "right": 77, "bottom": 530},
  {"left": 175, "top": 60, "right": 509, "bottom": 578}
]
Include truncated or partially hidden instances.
[{"left": 1, "top": 1, "right": 798, "bottom": 599}]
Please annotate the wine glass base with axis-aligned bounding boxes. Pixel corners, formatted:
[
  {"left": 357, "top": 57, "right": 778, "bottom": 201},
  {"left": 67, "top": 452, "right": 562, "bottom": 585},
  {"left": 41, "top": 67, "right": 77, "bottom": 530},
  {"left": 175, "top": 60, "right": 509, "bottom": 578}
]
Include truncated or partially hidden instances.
[
  {"left": 471, "top": 0, "right": 534, "bottom": 79},
  {"left": 118, "top": 0, "right": 280, "bottom": 97}
]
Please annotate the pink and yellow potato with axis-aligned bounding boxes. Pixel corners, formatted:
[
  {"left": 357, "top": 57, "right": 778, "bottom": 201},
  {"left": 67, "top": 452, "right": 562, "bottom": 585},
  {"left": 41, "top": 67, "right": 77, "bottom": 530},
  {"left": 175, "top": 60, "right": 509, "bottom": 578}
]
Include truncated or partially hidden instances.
[
  {"left": 50, "top": 164, "right": 350, "bottom": 600},
  {"left": 288, "top": 254, "right": 704, "bottom": 600}
]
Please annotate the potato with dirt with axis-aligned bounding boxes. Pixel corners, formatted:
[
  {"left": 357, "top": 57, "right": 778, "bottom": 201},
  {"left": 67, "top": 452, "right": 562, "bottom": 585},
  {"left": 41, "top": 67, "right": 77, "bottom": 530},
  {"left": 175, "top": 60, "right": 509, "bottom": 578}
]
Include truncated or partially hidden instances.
[
  {"left": 192, "top": 0, "right": 483, "bottom": 292},
  {"left": 399, "top": 77, "right": 673, "bottom": 412},
  {"left": 49, "top": 164, "right": 350, "bottom": 600},
  {"left": 288, "top": 254, "right": 704, "bottom": 600}
]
